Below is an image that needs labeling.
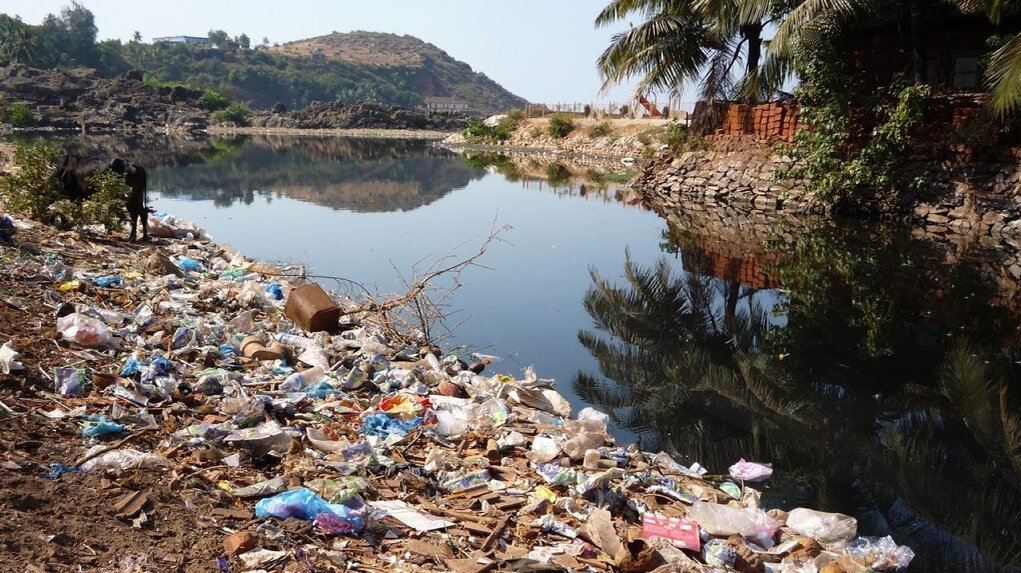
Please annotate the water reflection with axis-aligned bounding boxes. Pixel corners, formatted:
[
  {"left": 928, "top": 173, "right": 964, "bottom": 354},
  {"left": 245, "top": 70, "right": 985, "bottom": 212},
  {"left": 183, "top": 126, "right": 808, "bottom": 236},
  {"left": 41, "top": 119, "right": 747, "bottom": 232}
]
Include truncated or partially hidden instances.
[
  {"left": 148, "top": 137, "right": 486, "bottom": 212},
  {"left": 460, "top": 151, "right": 641, "bottom": 205},
  {"left": 576, "top": 222, "right": 1021, "bottom": 572}
]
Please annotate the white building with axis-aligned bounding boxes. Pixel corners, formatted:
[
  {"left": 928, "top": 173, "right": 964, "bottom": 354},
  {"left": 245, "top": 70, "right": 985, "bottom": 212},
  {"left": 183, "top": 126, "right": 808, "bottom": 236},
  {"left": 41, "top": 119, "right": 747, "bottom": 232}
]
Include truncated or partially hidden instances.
[{"left": 420, "top": 96, "right": 470, "bottom": 112}]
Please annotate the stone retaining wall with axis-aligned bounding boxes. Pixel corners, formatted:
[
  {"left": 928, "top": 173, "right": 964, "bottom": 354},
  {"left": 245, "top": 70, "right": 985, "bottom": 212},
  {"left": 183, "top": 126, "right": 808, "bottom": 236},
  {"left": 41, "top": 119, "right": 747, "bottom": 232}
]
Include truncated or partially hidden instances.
[{"left": 638, "top": 146, "right": 1021, "bottom": 237}]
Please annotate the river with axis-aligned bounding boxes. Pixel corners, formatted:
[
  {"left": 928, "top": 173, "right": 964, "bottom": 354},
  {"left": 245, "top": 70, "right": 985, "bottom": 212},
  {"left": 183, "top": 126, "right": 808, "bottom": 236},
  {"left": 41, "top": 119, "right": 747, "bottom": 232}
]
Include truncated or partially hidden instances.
[{"left": 54, "top": 133, "right": 1021, "bottom": 572}]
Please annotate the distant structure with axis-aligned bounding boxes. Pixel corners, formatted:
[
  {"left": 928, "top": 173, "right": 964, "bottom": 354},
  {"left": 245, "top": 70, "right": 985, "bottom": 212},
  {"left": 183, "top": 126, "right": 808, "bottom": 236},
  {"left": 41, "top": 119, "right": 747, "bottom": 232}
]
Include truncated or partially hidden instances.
[
  {"left": 153, "top": 36, "right": 211, "bottom": 45},
  {"left": 420, "top": 96, "right": 470, "bottom": 112},
  {"left": 311, "top": 48, "right": 325, "bottom": 61}
]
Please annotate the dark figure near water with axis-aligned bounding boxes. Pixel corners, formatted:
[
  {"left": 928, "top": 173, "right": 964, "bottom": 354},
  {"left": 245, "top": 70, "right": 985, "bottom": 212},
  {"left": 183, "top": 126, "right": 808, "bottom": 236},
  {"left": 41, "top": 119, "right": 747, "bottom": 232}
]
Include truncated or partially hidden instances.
[{"left": 55, "top": 154, "right": 150, "bottom": 241}]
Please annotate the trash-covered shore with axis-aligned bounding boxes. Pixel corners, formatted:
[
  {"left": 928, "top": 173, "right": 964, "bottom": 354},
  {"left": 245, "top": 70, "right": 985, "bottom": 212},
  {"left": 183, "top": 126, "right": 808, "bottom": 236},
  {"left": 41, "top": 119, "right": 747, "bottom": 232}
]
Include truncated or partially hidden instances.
[{"left": 0, "top": 211, "right": 916, "bottom": 573}]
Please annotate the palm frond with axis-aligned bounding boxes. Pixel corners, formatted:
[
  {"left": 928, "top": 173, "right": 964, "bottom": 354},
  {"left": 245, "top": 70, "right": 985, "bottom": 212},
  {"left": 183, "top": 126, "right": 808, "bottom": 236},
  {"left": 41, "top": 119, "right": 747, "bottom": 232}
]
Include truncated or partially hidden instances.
[{"left": 986, "top": 32, "right": 1021, "bottom": 118}]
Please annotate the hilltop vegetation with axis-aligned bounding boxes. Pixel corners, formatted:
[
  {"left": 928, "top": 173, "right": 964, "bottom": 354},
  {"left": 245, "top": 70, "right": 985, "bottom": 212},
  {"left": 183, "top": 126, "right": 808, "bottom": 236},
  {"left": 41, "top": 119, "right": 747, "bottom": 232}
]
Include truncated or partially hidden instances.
[{"left": 0, "top": 4, "right": 527, "bottom": 115}]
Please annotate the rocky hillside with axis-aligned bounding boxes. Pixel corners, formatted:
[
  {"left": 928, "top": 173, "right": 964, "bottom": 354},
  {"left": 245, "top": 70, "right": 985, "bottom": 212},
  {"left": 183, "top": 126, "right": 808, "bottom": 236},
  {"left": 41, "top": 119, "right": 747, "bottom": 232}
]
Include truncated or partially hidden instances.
[
  {"left": 0, "top": 65, "right": 469, "bottom": 133},
  {"left": 249, "top": 101, "right": 466, "bottom": 131},
  {"left": 0, "top": 65, "right": 209, "bottom": 131}
]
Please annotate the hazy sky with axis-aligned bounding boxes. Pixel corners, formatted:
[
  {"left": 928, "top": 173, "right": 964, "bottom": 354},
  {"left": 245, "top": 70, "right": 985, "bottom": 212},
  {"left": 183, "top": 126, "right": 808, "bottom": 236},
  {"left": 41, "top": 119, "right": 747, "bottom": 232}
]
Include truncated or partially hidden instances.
[{"left": 2, "top": 0, "right": 670, "bottom": 107}]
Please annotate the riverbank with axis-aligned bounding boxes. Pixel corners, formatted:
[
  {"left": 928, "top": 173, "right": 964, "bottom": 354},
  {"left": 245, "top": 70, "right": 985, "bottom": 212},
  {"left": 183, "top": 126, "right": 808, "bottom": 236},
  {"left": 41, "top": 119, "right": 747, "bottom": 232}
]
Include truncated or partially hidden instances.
[
  {"left": 442, "top": 117, "right": 674, "bottom": 160},
  {"left": 0, "top": 199, "right": 917, "bottom": 570},
  {"left": 207, "top": 126, "right": 451, "bottom": 140},
  {"left": 637, "top": 136, "right": 1021, "bottom": 239}
]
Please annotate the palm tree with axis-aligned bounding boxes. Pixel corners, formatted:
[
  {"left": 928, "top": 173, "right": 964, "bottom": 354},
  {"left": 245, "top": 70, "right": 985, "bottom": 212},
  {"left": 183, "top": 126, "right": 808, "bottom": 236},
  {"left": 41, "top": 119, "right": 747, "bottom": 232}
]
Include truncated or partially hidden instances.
[
  {"left": 595, "top": 0, "right": 795, "bottom": 129},
  {"left": 0, "top": 16, "right": 37, "bottom": 65}
]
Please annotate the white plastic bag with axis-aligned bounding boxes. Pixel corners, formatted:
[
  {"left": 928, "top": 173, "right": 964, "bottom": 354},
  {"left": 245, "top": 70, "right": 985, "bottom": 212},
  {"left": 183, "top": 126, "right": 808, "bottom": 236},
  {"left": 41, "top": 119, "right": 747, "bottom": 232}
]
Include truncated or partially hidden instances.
[
  {"left": 786, "top": 507, "right": 857, "bottom": 545},
  {"left": 686, "top": 502, "right": 781, "bottom": 540},
  {"left": 526, "top": 435, "right": 560, "bottom": 463},
  {"left": 56, "top": 313, "right": 114, "bottom": 348},
  {"left": 79, "top": 447, "right": 170, "bottom": 472},
  {"left": 0, "top": 341, "right": 22, "bottom": 374}
]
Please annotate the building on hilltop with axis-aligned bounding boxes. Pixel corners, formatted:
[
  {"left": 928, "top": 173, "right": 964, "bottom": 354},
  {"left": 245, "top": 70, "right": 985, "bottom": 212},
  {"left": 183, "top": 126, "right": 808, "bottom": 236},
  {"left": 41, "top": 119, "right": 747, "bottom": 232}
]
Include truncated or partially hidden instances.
[
  {"left": 420, "top": 96, "right": 470, "bottom": 112},
  {"left": 153, "top": 36, "right": 211, "bottom": 45}
]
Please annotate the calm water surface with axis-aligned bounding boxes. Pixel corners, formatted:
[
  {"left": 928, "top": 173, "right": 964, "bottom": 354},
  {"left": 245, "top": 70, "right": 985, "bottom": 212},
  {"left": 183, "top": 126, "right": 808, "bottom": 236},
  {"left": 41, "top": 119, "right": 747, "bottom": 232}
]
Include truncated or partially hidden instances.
[{"left": 65, "top": 134, "right": 1020, "bottom": 572}]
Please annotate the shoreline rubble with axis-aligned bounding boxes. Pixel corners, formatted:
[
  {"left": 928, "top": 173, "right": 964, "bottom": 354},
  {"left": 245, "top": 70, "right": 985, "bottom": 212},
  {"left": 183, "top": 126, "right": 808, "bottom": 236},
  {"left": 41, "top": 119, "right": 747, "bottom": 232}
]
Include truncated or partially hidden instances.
[{"left": 0, "top": 210, "right": 915, "bottom": 573}]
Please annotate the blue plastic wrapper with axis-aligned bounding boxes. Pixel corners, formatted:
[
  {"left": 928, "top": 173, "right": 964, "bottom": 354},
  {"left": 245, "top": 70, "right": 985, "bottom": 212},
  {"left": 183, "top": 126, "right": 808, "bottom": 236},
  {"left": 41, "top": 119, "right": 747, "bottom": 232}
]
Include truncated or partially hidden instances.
[
  {"left": 177, "top": 257, "right": 203, "bottom": 272},
  {"left": 219, "top": 344, "right": 241, "bottom": 368},
  {"left": 265, "top": 283, "right": 284, "bottom": 300},
  {"left": 304, "top": 381, "right": 341, "bottom": 399},
  {"left": 94, "top": 275, "right": 122, "bottom": 288},
  {"left": 82, "top": 415, "right": 125, "bottom": 438},
  {"left": 140, "top": 354, "right": 175, "bottom": 382},
  {"left": 43, "top": 463, "right": 82, "bottom": 480},
  {"left": 254, "top": 488, "right": 364, "bottom": 534},
  {"left": 120, "top": 356, "right": 143, "bottom": 377},
  {"left": 360, "top": 413, "right": 422, "bottom": 437}
]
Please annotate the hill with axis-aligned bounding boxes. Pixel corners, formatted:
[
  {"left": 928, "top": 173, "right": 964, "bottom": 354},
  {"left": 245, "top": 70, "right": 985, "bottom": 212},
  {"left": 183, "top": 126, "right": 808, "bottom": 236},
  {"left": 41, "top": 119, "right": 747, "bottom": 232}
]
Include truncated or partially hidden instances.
[
  {"left": 0, "top": 5, "right": 528, "bottom": 115},
  {"left": 123, "top": 31, "right": 527, "bottom": 115}
]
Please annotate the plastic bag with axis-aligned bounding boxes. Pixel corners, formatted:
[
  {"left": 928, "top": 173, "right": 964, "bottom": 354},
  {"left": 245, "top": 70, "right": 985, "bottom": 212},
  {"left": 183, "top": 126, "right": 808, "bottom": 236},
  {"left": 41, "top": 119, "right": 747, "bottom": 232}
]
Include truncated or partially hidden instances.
[
  {"left": 56, "top": 313, "right": 113, "bottom": 348},
  {"left": 79, "top": 447, "right": 170, "bottom": 472},
  {"left": 729, "top": 458, "right": 773, "bottom": 482},
  {"left": 526, "top": 435, "right": 561, "bottom": 463},
  {"left": 434, "top": 409, "right": 468, "bottom": 437},
  {"left": 0, "top": 341, "right": 22, "bottom": 374},
  {"left": 254, "top": 488, "right": 364, "bottom": 534},
  {"left": 82, "top": 416, "right": 125, "bottom": 438},
  {"left": 563, "top": 432, "right": 606, "bottom": 460},
  {"left": 847, "top": 536, "right": 915, "bottom": 571},
  {"left": 786, "top": 507, "right": 857, "bottom": 545},
  {"left": 177, "top": 257, "right": 203, "bottom": 272},
  {"left": 686, "top": 502, "right": 781, "bottom": 540}
]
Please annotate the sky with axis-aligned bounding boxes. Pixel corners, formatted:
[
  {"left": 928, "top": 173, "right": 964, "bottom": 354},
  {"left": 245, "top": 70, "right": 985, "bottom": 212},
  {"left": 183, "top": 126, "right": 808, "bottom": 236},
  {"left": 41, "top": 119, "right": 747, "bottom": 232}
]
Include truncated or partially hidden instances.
[{"left": 1, "top": 0, "right": 683, "bottom": 108}]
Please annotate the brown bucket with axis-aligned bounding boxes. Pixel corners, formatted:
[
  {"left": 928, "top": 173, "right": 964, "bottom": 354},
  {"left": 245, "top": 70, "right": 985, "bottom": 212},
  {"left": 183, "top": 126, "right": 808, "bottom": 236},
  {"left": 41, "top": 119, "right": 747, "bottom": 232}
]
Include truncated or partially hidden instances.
[{"left": 285, "top": 283, "right": 341, "bottom": 333}]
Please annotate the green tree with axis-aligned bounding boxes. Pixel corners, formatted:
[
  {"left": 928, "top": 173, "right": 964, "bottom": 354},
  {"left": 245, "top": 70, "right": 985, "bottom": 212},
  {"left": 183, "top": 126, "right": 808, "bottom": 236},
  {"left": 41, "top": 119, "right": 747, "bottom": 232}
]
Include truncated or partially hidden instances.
[
  {"left": 0, "top": 15, "right": 37, "bottom": 64},
  {"left": 132, "top": 30, "right": 141, "bottom": 43},
  {"left": 208, "top": 29, "right": 230, "bottom": 48},
  {"left": 237, "top": 33, "right": 251, "bottom": 50}
]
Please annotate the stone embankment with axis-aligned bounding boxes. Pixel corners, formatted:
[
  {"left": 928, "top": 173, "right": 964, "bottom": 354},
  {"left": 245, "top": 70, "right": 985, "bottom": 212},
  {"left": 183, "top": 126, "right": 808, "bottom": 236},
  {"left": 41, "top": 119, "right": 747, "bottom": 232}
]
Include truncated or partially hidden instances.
[{"left": 637, "top": 136, "right": 1021, "bottom": 238}]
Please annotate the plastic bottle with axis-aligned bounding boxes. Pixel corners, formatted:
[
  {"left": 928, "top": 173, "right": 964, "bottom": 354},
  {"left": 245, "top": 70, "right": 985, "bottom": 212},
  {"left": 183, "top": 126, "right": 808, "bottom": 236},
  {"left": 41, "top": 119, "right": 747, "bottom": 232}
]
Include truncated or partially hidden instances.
[
  {"left": 281, "top": 366, "right": 325, "bottom": 391},
  {"left": 276, "top": 332, "right": 317, "bottom": 348}
]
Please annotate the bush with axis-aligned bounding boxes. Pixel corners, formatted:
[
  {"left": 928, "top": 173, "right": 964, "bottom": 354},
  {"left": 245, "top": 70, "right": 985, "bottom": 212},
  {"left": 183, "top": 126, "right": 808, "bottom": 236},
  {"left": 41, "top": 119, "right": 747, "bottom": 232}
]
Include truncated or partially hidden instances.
[
  {"left": 589, "top": 121, "right": 613, "bottom": 138},
  {"left": 547, "top": 114, "right": 576, "bottom": 138},
  {"left": 211, "top": 103, "right": 251, "bottom": 125},
  {"left": 80, "top": 170, "right": 132, "bottom": 231},
  {"left": 664, "top": 122, "right": 706, "bottom": 151},
  {"left": 462, "top": 116, "right": 518, "bottom": 143},
  {"left": 506, "top": 108, "right": 525, "bottom": 122},
  {"left": 0, "top": 142, "right": 64, "bottom": 223},
  {"left": 2, "top": 103, "right": 36, "bottom": 127},
  {"left": 198, "top": 89, "right": 231, "bottom": 111}
]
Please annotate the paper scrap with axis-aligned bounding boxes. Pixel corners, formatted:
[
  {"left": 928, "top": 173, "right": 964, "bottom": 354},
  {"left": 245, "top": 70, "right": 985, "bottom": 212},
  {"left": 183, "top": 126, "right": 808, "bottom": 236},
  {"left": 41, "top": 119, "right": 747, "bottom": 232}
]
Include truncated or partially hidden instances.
[{"left": 370, "top": 500, "right": 454, "bottom": 532}]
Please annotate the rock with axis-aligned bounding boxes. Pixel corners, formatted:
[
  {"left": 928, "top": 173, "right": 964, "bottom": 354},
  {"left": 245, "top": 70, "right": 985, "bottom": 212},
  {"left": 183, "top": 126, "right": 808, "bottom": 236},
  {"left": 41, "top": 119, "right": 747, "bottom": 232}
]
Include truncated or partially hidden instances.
[{"left": 223, "top": 531, "right": 258, "bottom": 556}]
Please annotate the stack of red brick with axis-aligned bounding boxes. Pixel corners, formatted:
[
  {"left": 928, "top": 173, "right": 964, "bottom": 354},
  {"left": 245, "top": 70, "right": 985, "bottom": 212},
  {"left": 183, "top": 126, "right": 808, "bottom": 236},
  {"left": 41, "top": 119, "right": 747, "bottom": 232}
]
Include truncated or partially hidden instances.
[{"left": 715, "top": 103, "right": 799, "bottom": 141}]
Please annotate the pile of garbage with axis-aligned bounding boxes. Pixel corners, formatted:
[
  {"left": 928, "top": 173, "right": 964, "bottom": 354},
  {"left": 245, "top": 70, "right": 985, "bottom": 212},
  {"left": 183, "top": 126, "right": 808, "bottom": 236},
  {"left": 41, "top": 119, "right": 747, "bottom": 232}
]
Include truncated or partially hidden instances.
[{"left": 0, "top": 212, "right": 916, "bottom": 573}]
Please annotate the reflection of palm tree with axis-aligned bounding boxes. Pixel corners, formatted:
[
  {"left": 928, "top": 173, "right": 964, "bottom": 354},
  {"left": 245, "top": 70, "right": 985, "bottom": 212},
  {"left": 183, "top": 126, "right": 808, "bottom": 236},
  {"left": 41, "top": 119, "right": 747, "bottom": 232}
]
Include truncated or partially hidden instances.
[
  {"left": 574, "top": 252, "right": 821, "bottom": 463},
  {"left": 575, "top": 233, "right": 1021, "bottom": 571}
]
